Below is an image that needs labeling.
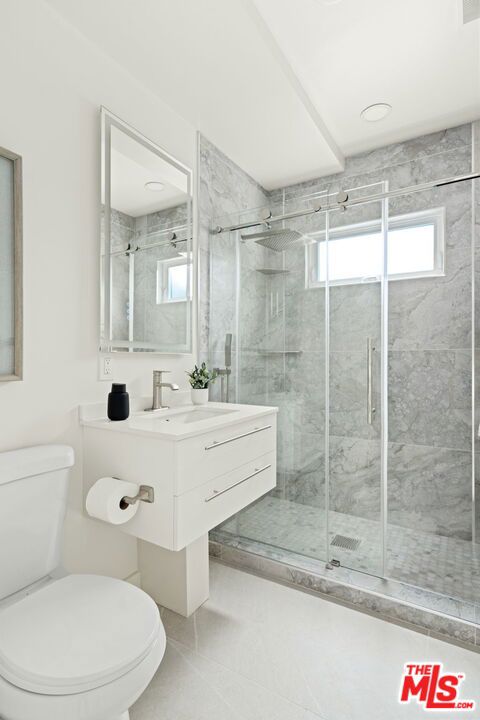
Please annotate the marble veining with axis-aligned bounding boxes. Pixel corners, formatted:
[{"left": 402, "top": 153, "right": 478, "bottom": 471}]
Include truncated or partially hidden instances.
[
  {"left": 205, "top": 123, "right": 477, "bottom": 616},
  {"left": 200, "top": 134, "right": 269, "bottom": 360},
  {"left": 388, "top": 349, "right": 471, "bottom": 451}
]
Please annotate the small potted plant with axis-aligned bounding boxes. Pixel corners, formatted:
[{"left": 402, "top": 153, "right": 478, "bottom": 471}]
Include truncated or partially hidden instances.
[{"left": 186, "top": 363, "right": 217, "bottom": 405}]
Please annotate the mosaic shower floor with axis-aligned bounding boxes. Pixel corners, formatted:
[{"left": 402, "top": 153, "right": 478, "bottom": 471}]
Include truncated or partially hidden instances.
[{"left": 217, "top": 495, "right": 480, "bottom": 606}]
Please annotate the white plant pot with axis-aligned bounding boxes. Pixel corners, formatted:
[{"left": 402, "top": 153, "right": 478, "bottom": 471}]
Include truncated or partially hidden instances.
[{"left": 191, "top": 388, "right": 209, "bottom": 405}]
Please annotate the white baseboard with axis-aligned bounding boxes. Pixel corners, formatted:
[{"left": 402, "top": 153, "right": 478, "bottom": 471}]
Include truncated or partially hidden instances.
[{"left": 124, "top": 570, "right": 141, "bottom": 587}]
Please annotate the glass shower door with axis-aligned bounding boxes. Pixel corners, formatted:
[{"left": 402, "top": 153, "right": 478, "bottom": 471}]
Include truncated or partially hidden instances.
[
  {"left": 326, "top": 195, "right": 387, "bottom": 576},
  {"left": 386, "top": 179, "right": 477, "bottom": 603},
  {"left": 213, "top": 208, "right": 330, "bottom": 564}
]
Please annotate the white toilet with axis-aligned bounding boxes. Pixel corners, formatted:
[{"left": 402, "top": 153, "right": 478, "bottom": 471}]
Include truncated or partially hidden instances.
[{"left": 0, "top": 445, "right": 165, "bottom": 720}]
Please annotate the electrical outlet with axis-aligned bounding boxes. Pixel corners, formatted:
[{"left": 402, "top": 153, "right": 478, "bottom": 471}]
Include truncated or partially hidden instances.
[{"left": 99, "top": 355, "right": 113, "bottom": 381}]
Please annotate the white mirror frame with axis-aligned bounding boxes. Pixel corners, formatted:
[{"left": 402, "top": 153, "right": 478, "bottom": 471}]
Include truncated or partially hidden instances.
[
  {"left": 100, "top": 107, "right": 195, "bottom": 354},
  {"left": 0, "top": 145, "right": 23, "bottom": 382}
]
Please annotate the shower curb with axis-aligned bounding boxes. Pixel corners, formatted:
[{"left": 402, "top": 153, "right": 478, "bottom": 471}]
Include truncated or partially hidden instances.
[{"left": 209, "top": 539, "right": 480, "bottom": 653}]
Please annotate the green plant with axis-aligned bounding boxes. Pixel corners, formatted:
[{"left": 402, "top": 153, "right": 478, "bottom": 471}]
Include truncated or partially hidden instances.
[{"left": 186, "top": 363, "right": 217, "bottom": 389}]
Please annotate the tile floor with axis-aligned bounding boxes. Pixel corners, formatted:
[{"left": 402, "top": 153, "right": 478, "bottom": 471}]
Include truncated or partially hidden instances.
[
  {"left": 131, "top": 562, "right": 480, "bottom": 720},
  {"left": 218, "top": 495, "right": 480, "bottom": 605}
]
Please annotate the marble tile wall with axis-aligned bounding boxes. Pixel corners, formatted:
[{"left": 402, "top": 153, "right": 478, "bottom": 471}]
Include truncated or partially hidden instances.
[
  {"left": 134, "top": 202, "right": 191, "bottom": 351},
  {"left": 109, "top": 203, "right": 192, "bottom": 351},
  {"left": 198, "top": 134, "right": 270, "bottom": 404},
  {"left": 385, "top": 156, "right": 473, "bottom": 541},
  {"left": 133, "top": 242, "right": 189, "bottom": 350},
  {"left": 268, "top": 125, "right": 472, "bottom": 204},
  {"left": 110, "top": 208, "right": 134, "bottom": 342},
  {"left": 474, "top": 120, "right": 480, "bottom": 542},
  {"left": 273, "top": 125, "right": 475, "bottom": 542},
  {"left": 204, "top": 124, "right": 477, "bottom": 545}
]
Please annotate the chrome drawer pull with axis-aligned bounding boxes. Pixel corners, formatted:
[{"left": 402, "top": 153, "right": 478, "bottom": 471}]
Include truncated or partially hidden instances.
[
  {"left": 204, "top": 425, "right": 272, "bottom": 451},
  {"left": 204, "top": 464, "right": 272, "bottom": 502}
]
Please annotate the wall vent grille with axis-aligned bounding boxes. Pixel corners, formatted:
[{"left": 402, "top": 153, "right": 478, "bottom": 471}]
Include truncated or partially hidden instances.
[{"left": 463, "top": 0, "right": 480, "bottom": 23}]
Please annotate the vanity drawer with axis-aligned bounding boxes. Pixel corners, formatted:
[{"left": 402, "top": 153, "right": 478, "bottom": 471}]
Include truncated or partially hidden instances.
[
  {"left": 175, "top": 414, "right": 276, "bottom": 494},
  {"left": 174, "top": 451, "right": 276, "bottom": 549}
]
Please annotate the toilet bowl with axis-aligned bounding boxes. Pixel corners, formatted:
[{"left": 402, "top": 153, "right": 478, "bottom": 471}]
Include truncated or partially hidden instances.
[{"left": 0, "top": 445, "right": 165, "bottom": 720}]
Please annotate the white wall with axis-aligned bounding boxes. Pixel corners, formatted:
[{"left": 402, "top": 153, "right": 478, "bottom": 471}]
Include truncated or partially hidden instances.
[{"left": 0, "top": 0, "right": 197, "bottom": 578}]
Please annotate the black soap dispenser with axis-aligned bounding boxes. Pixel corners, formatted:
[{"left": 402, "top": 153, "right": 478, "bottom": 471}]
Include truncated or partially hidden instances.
[{"left": 107, "top": 383, "right": 129, "bottom": 421}]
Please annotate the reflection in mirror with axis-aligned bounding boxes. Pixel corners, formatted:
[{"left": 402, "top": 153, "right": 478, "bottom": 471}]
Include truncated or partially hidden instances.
[
  {"left": 0, "top": 146, "right": 22, "bottom": 381},
  {"left": 100, "top": 108, "right": 193, "bottom": 353}
]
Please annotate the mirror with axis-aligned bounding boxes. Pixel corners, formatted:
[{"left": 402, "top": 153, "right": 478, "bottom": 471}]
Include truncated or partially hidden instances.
[
  {"left": 100, "top": 108, "right": 194, "bottom": 354},
  {"left": 0, "top": 145, "right": 22, "bottom": 381}
]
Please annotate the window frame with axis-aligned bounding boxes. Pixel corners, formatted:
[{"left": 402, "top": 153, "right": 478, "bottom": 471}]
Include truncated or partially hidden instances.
[
  {"left": 306, "top": 207, "right": 445, "bottom": 288},
  {"left": 156, "top": 255, "right": 192, "bottom": 304}
]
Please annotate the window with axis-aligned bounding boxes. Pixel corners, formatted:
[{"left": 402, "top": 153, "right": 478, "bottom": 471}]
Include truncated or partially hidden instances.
[
  {"left": 307, "top": 208, "right": 445, "bottom": 287},
  {"left": 156, "top": 256, "right": 192, "bottom": 303}
]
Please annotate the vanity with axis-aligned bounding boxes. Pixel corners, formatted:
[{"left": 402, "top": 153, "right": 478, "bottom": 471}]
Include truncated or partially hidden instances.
[
  {"left": 90, "top": 109, "right": 277, "bottom": 616},
  {"left": 82, "top": 402, "right": 277, "bottom": 615}
]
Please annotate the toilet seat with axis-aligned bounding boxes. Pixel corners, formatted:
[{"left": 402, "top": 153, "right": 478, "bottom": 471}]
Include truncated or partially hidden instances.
[{"left": 0, "top": 574, "right": 162, "bottom": 696}]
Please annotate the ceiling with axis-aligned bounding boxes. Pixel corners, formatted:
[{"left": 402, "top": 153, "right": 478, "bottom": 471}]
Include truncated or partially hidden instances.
[
  {"left": 45, "top": 0, "right": 480, "bottom": 190},
  {"left": 253, "top": 0, "right": 480, "bottom": 157},
  {"left": 111, "top": 126, "right": 189, "bottom": 216}
]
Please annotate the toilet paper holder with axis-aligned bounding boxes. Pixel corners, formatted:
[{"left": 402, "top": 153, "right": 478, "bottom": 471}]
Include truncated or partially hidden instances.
[{"left": 119, "top": 484, "right": 155, "bottom": 509}]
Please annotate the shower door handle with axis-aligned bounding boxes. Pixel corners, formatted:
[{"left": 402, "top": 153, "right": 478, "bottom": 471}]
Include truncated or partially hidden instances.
[{"left": 367, "top": 338, "right": 376, "bottom": 425}]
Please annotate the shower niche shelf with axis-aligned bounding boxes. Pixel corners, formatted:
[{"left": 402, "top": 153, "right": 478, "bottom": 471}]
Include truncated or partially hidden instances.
[
  {"left": 255, "top": 268, "right": 290, "bottom": 276},
  {"left": 258, "top": 350, "right": 302, "bottom": 356}
]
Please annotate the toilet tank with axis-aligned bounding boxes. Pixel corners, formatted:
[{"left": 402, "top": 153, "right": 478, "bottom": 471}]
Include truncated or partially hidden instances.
[{"left": 0, "top": 445, "right": 74, "bottom": 600}]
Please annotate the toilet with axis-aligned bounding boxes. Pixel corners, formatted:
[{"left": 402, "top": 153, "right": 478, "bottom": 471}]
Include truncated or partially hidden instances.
[{"left": 0, "top": 445, "right": 165, "bottom": 720}]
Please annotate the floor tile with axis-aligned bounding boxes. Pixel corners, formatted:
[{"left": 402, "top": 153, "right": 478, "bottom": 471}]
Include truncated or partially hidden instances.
[
  {"left": 131, "top": 638, "right": 323, "bottom": 720},
  {"left": 132, "top": 563, "right": 480, "bottom": 720}
]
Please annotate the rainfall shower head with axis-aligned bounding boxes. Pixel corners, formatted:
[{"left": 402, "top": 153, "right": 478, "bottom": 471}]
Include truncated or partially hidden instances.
[{"left": 241, "top": 227, "right": 305, "bottom": 252}]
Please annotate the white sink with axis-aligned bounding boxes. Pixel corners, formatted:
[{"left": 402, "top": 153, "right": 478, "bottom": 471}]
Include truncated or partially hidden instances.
[
  {"left": 127, "top": 405, "right": 238, "bottom": 434},
  {"left": 156, "top": 407, "right": 236, "bottom": 425},
  {"left": 132, "top": 405, "right": 236, "bottom": 425}
]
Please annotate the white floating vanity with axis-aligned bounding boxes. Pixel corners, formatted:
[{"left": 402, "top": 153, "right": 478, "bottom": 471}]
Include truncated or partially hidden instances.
[{"left": 81, "top": 402, "right": 277, "bottom": 615}]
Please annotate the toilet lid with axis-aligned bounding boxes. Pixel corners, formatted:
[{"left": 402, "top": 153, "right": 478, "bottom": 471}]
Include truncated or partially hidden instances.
[{"left": 0, "top": 574, "right": 163, "bottom": 695}]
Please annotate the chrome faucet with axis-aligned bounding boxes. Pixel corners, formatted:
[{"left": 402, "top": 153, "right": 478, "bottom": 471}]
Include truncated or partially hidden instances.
[{"left": 147, "top": 370, "right": 179, "bottom": 410}]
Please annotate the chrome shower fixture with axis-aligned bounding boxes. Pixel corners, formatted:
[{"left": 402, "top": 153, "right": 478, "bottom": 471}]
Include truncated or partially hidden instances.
[
  {"left": 170, "top": 232, "right": 189, "bottom": 249},
  {"left": 214, "top": 333, "right": 233, "bottom": 403},
  {"left": 170, "top": 232, "right": 191, "bottom": 258},
  {"left": 241, "top": 227, "right": 306, "bottom": 252}
]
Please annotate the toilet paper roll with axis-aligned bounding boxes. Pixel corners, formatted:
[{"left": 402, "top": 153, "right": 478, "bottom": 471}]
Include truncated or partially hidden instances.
[{"left": 86, "top": 476, "right": 140, "bottom": 525}]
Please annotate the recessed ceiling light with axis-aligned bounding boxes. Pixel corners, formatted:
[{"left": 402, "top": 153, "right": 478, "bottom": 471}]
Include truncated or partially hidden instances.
[
  {"left": 144, "top": 181, "right": 165, "bottom": 192},
  {"left": 360, "top": 103, "right": 392, "bottom": 122}
]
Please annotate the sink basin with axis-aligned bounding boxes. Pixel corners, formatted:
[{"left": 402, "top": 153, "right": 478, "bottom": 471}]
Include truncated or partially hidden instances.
[
  {"left": 127, "top": 404, "right": 238, "bottom": 436},
  {"left": 156, "top": 407, "right": 236, "bottom": 425}
]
